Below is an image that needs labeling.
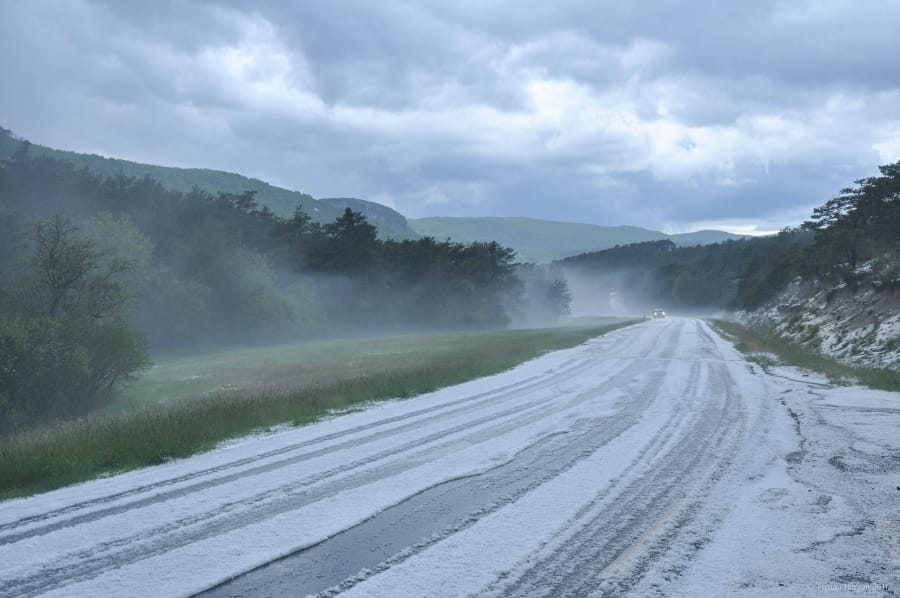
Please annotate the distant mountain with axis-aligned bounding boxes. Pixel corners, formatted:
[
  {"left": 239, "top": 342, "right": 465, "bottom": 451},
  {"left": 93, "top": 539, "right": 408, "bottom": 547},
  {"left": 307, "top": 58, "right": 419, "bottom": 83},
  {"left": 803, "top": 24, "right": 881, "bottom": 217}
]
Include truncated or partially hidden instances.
[
  {"left": 318, "top": 197, "right": 419, "bottom": 240},
  {"left": 669, "top": 229, "right": 748, "bottom": 246},
  {"left": 408, "top": 217, "right": 746, "bottom": 263},
  {"left": 0, "top": 128, "right": 343, "bottom": 223},
  {"left": 0, "top": 128, "right": 745, "bottom": 252}
]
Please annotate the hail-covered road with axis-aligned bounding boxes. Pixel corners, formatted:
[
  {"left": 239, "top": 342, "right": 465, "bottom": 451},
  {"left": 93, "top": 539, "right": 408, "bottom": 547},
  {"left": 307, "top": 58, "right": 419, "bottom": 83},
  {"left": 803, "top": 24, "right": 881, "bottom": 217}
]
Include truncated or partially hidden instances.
[{"left": 1, "top": 319, "right": 897, "bottom": 597}]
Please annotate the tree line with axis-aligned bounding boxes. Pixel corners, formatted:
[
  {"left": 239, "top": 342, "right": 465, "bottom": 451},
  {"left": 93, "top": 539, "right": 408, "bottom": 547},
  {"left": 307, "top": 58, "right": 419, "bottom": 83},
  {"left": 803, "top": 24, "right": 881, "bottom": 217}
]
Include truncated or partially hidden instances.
[
  {"left": 0, "top": 150, "right": 570, "bottom": 430},
  {"left": 559, "top": 160, "right": 900, "bottom": 312}
]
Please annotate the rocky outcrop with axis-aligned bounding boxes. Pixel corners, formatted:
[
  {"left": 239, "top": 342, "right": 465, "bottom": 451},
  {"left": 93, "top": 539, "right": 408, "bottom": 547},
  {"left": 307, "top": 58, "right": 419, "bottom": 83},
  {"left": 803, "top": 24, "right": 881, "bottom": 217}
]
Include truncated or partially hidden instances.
[{"left": 741, "top": 263, "right": 900, "bottom": 369}]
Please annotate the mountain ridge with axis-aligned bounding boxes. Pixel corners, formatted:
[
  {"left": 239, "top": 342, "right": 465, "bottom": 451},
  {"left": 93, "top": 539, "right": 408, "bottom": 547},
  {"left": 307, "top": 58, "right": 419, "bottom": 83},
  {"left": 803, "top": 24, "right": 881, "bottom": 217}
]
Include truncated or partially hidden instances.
[
  {"left": 0, "top": 127, "right": 744, "bottom": 257},
  {"left": 0, "top": 128, "right": 428, "bottom": 239},
  {"left": 0, "top": 129, "right": 342, "bottom": 222},
  {"left": 408, "top": 216, "right": 746, "bottom": 263}
]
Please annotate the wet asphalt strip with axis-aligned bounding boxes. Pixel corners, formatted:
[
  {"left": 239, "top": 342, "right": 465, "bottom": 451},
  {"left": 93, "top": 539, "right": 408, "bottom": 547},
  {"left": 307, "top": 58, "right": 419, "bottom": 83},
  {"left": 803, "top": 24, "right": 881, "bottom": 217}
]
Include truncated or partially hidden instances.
[{"left": 197, "top": 402, "right": 650, "bottom": 597}]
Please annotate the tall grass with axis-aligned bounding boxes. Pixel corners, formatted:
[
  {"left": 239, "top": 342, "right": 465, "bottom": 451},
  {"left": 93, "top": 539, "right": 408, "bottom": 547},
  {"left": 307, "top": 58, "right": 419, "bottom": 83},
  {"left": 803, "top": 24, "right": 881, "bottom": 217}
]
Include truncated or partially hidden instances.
[
  {"left": 0, "top": 322, "right": 634, "bottom": 499},
  {"left": 710, "top": 319, "right": 900, "bottom": 392}
]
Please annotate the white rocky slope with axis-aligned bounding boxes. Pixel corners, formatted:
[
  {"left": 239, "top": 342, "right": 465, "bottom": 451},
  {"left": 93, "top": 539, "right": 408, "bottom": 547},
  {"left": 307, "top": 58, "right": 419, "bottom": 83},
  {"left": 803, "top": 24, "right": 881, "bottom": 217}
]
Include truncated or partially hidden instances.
[{"left": 741, "top": 266, "right": 900, "bottom": 370}]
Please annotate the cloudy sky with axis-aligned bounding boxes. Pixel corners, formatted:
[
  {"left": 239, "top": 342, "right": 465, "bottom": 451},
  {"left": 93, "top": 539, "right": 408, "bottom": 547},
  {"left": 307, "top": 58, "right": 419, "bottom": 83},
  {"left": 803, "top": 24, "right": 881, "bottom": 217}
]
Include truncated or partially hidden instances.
[{"left": 2, "top": 1, "right": 899, "bottom": 234}]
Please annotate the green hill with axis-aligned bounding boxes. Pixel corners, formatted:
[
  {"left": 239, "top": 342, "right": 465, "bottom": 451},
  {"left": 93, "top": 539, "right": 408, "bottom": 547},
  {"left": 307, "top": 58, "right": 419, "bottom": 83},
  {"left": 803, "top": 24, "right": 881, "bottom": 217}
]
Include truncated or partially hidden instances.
[
  {"left": 408, "top": 217, "right": 744, "bottom": 262},
  {"left": 670, "top": 230, "right": 747, "bottom": 246},
  {"left": 0, "top": 128, "right": 342, "bottom": 223},
  {"left": 0, "top": 128, "right": 743, "bottom": 251}
]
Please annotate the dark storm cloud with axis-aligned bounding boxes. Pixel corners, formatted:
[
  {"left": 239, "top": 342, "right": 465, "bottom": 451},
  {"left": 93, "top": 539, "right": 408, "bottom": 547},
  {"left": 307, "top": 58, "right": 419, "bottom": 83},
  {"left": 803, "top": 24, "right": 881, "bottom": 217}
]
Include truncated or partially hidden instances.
[{"left": 2, "top": 0, "right": 900, "bottom": 234}]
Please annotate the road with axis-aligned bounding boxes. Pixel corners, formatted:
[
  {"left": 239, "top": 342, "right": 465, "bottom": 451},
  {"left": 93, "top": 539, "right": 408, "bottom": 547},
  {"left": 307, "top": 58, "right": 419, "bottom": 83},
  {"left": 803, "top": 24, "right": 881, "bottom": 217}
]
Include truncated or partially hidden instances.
[{"left": 1, "top": 318, "right": 897, "bottom": 597}]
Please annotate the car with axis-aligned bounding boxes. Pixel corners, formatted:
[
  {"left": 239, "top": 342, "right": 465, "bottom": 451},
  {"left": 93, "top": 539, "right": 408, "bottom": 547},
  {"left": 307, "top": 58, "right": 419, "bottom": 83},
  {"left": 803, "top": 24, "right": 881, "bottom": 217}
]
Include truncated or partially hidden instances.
[{"left": 652, "top": 309, "right": 667, "bottom": 319}]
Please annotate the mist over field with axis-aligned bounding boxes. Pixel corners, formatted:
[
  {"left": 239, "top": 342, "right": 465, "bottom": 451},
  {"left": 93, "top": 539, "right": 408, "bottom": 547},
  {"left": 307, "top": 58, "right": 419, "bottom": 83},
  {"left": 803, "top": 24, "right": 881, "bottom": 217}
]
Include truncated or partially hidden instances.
[{"left": 0, "top": 136, "right": 580, "bottom": 432}]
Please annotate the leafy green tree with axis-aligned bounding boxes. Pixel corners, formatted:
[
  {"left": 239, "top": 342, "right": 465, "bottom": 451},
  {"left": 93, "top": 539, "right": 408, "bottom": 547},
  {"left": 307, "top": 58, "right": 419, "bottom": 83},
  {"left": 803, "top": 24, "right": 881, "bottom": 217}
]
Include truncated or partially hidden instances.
[
  {"left": 84, "top": 212, "right": 211, "bottom": 349},
  {"left": 0, "top": 153, "right": 536, "bottom": 346},
  {"left": 0, "top": 216, "right": 149, "bottom": 430}
]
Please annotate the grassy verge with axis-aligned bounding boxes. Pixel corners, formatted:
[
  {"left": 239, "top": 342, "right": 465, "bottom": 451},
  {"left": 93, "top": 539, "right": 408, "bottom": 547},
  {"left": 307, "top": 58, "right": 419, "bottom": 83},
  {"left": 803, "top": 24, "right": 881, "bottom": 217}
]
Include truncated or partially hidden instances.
[
  {"left": 0, "top": 321, "right": 635, "bottom": 499},
  {"left": 710, "top": 319, "right": 900, "bottom": 392}
]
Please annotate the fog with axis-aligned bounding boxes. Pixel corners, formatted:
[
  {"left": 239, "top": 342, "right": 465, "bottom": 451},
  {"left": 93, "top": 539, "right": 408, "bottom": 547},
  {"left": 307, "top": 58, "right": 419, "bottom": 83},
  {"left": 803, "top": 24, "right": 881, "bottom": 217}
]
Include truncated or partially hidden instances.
[
  {"left": 6, "top": 130, "right": 750, "bottom": 436},
  {"left": 559, "top": 264, "right": 729, "bottom": 323},
  {"left": 563, "top": 266, "right": 654, "bottom": 319},
  {"left": 0, "top": 148, "right": 586, "bottom": 430}
]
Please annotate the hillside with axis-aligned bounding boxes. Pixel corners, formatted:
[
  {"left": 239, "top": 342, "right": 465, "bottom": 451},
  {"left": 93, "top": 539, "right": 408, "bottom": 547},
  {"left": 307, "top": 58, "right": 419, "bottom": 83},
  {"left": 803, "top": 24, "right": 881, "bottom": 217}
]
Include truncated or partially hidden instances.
[
  {"left": 408, "top": 216, "right": 745, "bottom": 262},
  {"left": 741, "top": 267, "right": 900, "bottom": 370},
  {"left": 1, "top": 152, "right": 550, "bottom": 430},
  {"left": 736, "top": 161, "right": 900, "bottom": 370},
  {"left": 1, "top": 129, "right": 743, "bottom": 255},
  {"left": 0, "top": 128, "right": 343, "bottom": 223},
  {"left": 669, "top": 229, "right": 746, "bottom": 246}
]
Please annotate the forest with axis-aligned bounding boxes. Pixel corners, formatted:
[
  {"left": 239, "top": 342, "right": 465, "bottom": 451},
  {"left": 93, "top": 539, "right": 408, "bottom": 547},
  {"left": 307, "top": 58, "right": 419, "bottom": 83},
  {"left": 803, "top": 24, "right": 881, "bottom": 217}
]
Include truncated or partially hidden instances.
[
  {"left": 559, "top": 161, "right": 900, "bottom": 312},
  {"left": 4, "top": 126, "right": 897, "bottom": 433},
  {"left": 0, "top": 146, "right": 570, "bottom": 430}
]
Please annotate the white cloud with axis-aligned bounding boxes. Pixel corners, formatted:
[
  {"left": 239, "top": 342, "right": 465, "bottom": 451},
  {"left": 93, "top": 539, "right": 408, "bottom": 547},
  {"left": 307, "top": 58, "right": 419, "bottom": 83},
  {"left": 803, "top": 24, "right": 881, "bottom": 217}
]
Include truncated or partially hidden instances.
[
  {"left": 872, "top": 123, "right": 900, "bottom": 163},
  {"left": 2, "top": 1, "right": 900, "bottom": 231},
  {"left": 664, "top": 203, "right": 818, "bottom": 236}
]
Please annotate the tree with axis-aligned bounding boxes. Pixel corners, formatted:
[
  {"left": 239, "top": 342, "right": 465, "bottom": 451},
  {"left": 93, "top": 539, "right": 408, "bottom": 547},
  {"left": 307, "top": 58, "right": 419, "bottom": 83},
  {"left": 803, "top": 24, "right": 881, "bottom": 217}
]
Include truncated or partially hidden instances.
[
  {"left": 543, "top": 279, "right": 572, "bottom": 320},
  {"left": 21, "top": 216, "right": 132, "bottom": 318},
  {"left": 803, "top": 191, "right": 864, "bottom": 272},
  {"left": 0, "top": 216, "right": 149, "bottom": 430},
  {"left": 802, "top": 161, "right": 900, "bottom": 277},
  {"left": 320, "top": 208, "right": 379, "bottom": 273},
  {"left": 83, "top": 212, "right": 211, "bottom": 350}
]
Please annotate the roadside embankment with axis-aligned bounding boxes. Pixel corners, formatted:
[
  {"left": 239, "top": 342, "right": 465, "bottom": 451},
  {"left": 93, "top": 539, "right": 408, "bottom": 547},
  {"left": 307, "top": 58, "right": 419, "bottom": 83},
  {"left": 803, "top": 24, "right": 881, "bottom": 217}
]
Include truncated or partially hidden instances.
[{"left": 738, "top": 266, "right": 900, "bottom": 371}]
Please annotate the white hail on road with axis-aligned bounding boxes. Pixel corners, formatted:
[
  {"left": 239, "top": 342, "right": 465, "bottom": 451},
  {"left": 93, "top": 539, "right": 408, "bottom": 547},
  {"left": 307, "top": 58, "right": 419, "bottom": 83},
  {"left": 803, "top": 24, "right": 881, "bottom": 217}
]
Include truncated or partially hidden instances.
[{"left": 0, "top": 318, "right": 897, "bottom": 597}]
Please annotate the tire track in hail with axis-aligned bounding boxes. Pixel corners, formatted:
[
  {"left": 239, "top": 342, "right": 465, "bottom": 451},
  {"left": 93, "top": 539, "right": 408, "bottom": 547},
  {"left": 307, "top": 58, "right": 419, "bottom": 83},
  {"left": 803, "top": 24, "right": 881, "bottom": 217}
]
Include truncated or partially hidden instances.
[
  {"left": 0, "top": 352, "right": 606, "bottom": 542},
  {"left": 0, "top": 367, "right": 550, "bottom": 535},
  {"left": 204, "top": 322, "right": 683, "bottom": 596},
  {"left": 499, "top": 357, "right": 746, "bottom": 597},
  {"left": 5, "top": 358, "right": 604, "bottom": 576},
  {"left": 579, "top": 362, "right": 743, "bottom": 598},
  {"left": 527, "top": 324, "right": 743, "bottom": 596},
  {"left": 202, "top": 360, "right": 679, "bottom": 597},
  {"left": 492, "top": 359, "right": 708, "bottom": 596},
  {"left": 228, "top": 320, "right": 758, "bottom": 598},
  {"left": 1, "top": 355, "right": 664, "bottom": 597},
  {"left": 4, "top": 320, "right": 660, "bottom": 542},
  {"left": 619, "top": 368, "right": 777, "bottom": 594}
]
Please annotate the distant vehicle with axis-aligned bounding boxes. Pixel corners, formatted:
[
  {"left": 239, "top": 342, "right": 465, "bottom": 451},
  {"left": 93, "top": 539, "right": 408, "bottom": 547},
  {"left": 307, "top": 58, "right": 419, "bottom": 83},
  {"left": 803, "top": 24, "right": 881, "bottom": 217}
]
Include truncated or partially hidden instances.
[{"left": 652, "top": 309, "right": 667, "bottom": 319}]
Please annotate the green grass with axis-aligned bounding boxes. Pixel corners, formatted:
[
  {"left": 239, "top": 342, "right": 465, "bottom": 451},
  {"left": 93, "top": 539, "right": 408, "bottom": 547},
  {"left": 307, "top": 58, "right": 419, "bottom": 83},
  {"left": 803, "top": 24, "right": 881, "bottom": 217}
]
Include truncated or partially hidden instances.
[
  {"left": 0, "top": 321, "right": 635, "bottom": 499},
  {"left": 710, "top": 319, "right": 900, "bottom": 392}
]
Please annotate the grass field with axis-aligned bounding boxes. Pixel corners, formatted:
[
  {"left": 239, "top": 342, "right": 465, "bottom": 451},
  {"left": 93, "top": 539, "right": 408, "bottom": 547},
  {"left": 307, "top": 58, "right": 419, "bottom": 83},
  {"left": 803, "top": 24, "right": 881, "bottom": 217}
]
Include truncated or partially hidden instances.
[
  {"left": 0, "top": 321, "right": 635, "bottom": 499},
  {"left": 710, "top": 319, "right": 900, "bottom": 392}
]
